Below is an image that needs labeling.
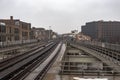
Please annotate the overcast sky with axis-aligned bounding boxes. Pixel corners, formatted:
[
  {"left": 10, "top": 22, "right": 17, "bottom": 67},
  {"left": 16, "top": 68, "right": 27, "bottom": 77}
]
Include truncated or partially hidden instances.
[{"left": 0, "top": 0, "right": 120, "bottom": 34}]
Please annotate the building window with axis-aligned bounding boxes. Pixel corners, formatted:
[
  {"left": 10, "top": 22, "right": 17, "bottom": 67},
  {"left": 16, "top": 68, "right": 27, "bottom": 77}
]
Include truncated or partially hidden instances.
[
  {"left": 15, "top": 21, "right": 20, "bottom": 26},
  {"left": 14, "top": 28, "right": 19, "bottom": 34},
  {"left": 0, "top": 24, "right": 6, "bottom": 33},
  {"left": 22, "top": 23, "right": 29, "bottom": 30},
  {"left": 22, "top": 31, "right": 28, "bottom": 40},
  {"left": 9, "top": 27, "right": 12, "bottom": 33},
  {"left": 14, "top": 36, "right": 19, "bottom": 40},
  {"left": 8, "top": 37, "right": 12, "bottom": 41},
  {"left": 0, "top": 36, "right": 1, "bottom": 42},
  {"left": 0, "top": 35, "right": 6, "bottom": 42},
  {"left": 22, "top": 32, "right": 28, "bottom": 36}
]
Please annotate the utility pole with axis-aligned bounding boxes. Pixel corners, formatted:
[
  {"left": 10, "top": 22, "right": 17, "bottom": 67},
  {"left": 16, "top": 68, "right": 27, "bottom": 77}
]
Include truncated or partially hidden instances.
[{"left": 49, "top": 26, "right": 51, "bottom": 40}]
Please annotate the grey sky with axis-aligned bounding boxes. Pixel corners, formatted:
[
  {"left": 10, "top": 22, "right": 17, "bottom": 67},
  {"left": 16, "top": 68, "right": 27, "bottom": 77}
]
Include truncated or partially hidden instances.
[{"left": 0, "top": 0, "right": 120, "bottom": 34}]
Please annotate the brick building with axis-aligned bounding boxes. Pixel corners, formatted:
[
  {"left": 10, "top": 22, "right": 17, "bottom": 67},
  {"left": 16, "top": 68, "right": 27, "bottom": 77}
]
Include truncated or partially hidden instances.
[
  {"left": 81, "top": 21, "right": 120, "bottom": 43},
  {"left": 0, "top": 16, "right": 31, "bottom": 42},
  {"left": 31, "top": 27, "right": 46, "bottom": 40},
  {"left": 31, "top": 27, "right": 54, "bottom": 41}
]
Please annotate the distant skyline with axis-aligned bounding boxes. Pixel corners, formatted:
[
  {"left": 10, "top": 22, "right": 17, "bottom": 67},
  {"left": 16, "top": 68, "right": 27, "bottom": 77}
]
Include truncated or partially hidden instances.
[{"left": 0, "top": 0, "right": 120, "bottom": 34}]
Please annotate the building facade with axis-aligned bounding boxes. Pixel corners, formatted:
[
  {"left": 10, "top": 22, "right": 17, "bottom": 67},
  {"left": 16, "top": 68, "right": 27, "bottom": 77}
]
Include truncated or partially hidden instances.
[
  {"left": 31, "top": 27, "right": 46, "bottom": 40},
  {"left": 31, "top": 27, "right": 54, "bottom": 41},
  {"left": 0, "top": 22, "right": 6, "bottom": 42},
  {"left": 81, "top": 21, "right": 120, "bottom": 43},
  {"left": 0, "top": 16, "right": 31, "bottom": 42}
]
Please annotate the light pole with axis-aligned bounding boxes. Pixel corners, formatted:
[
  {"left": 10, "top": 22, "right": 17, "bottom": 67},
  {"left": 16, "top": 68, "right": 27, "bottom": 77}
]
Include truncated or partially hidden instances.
[{"left": 49, "top": 26, "right": 51, "bottom": 40}]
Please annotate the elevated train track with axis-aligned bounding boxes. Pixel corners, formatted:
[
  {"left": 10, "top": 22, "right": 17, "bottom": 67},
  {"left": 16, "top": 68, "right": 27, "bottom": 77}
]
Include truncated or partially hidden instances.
[
  {"left": 0, "top": 39, "right": 119, "bottom": 80},
  {"left": 0, "top": 40, "right": 62, "bottom": 80},
  {"left": 76, "top": 41, "right": 120, "bottom": 64},
  {"left": 0, "top": 42, "right": 44, "bottom": 60},
  {"left": 0, "top": 42, "right": 51, "bottom": 71},
  {"left": 69, "top": 41, "right": 120, "bottom": 74}
]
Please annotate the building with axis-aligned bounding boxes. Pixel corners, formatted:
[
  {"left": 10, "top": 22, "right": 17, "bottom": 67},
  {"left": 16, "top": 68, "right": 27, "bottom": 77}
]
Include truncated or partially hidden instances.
[
  {"left": 0, "top": 22, "right": 6, "bottom": 42},
  {"left": 0, "top": 16, "right": 31, "bottom": 42},
  {"left": 81, "top": 21, "right": 120, "bottom": 43},
  {"left": 31, "top": 27, "right": 55, "bottom": 41},
  {"left": 76, "top": 33, "right": 91, "bottom": 41},
  {"left": 31, "top": 27, "right": 46, "bottom": 40}
]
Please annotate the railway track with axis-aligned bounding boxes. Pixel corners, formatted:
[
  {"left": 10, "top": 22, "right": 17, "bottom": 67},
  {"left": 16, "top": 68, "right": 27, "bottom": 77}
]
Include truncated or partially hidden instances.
[
  {"left": 25, "top": 42, "right": 62, "bottom": 80},
  {"left": 0, "top": 40, "right": 61, "bottom": 80},
  {"left": 69, "top": 41, "right": 120, "bottom": 73},
  {"left": 72, "top": 41, "right": 120, "bottom": 62},
  {"left": 0, "top": 42, "right": 48, "bottom": 71},
  {"left": 0, "top": 42, "right": 45, "bottom": 61},
  {"left": 82, "top": 44, "right": 120, "bottom": 62}
]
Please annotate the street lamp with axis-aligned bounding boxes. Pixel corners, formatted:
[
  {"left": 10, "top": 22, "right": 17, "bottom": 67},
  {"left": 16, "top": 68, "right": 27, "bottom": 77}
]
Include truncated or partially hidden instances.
[{"left": 49, "top": 26, "right": 51, "bottom": 40}]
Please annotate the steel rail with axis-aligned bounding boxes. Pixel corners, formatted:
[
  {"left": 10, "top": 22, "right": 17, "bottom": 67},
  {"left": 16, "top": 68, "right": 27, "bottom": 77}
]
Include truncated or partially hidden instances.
[
  {"left": 34, "top": 43, "right": 62, "bottom": 80},
  {"left": 0, "top": 42, "right": 52, "bottom": 71},
  {"left": 9, "top": 42, "right": 59, "bottom": 80},
  {"left": 0, "top": 41, "right": 56, "bottom": 80}
]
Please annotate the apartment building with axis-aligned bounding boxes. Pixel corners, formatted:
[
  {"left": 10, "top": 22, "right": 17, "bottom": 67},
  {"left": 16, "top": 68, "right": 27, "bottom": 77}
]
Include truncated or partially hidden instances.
[
  {"left": 81, "top": 21, "right": 120, "bottom": 43},
  {"left": 31, "top": 27, "right": 54, "bottom": 41},
  {"left": 0, "top": 16, "right": 31, "bottom": 42}
]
